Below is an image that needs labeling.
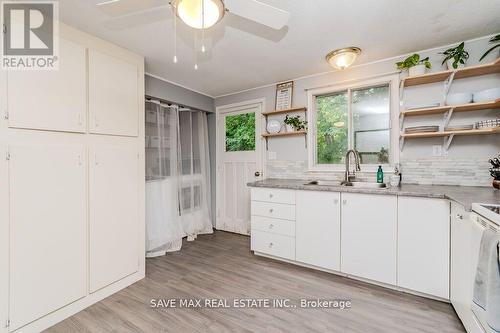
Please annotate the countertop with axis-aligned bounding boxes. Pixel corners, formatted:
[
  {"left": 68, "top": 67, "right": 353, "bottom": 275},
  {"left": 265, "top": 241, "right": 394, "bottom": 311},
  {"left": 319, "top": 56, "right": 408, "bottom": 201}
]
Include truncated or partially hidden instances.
[{"left": 247, "top": 178, "right": 500, "bottom": 211}]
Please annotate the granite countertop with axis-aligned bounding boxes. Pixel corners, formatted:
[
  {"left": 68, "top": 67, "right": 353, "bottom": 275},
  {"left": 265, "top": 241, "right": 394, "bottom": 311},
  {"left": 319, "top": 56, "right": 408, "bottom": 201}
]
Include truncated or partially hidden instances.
[{"left": 247, "top": 178, "right": 500, "bottom": 211}]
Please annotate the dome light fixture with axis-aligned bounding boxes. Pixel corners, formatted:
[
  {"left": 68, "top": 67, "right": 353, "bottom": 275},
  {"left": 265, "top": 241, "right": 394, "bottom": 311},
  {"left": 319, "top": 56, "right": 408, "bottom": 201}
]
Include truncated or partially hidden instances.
[
  {"left": 326, "top": 47, "right": 362, "bottom": 70},
  {"left": 171, "top": 0, "right": 225, "bottom": 29}
]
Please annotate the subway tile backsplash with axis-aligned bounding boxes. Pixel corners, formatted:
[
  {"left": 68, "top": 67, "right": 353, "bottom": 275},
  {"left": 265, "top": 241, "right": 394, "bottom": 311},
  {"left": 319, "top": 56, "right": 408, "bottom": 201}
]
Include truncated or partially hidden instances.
[{"left": 266, "top": 159, "right": 492, "bottom": 187}]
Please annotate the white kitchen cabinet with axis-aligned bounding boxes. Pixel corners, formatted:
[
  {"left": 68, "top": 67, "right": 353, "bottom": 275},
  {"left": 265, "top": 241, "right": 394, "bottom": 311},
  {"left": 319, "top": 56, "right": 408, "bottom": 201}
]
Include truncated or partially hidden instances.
[
  {"left": 341, "top": 193, "right": 397, "bottom": 285},
  {"left": 0, "top": 147, "right": 8, "bottom": 333},
  {"left": 398, "top": 197, "right": 449, "bottom": 299},
  {"left": 89, "top": 50, "right": 139, "bottom": 137},
  {"left": 296, "top": 190, "right": 341, "bottom": 271},
  {"left": 89, "top": 145, "right": 139, "bottom": 292},
  {"left": 8, "top": 145, "right": 86, "bottom": 330},
  {"left": 450, "top": 203, "right": 482, "bottom": 333},
  {"left": 7, "top": 38, "right": 86, "bottom": 133}
]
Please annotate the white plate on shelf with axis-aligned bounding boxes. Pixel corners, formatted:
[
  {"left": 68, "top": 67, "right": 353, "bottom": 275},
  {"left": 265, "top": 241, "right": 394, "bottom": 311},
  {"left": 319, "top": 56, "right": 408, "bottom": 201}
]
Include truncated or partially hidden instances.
[{"left": 267, "top": 120, "right": 281, "bottom": 134}]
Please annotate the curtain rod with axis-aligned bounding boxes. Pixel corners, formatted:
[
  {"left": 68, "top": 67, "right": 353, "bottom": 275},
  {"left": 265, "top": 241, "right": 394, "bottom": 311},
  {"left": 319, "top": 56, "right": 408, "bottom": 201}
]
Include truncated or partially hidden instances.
[{"left": 304, "top": 70, "right": 401, "bottom": 91}]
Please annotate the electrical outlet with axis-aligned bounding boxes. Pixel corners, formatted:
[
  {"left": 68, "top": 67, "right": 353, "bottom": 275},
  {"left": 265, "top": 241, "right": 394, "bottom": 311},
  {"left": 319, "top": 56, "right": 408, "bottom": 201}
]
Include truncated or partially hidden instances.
[
  {"left": 432, "top": 145, "right": 442, "bottom": 157},
  {"left": 268, "top": 151, "right": 277, "bottom": 160}
]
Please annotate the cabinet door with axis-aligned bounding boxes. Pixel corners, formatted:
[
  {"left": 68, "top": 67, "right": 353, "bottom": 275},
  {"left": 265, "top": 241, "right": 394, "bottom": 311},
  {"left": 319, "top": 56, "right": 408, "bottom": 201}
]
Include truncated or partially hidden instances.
[
  {"left": 7, "top": 38, "right": 86, "bottom": 132},
  {"left": 90, "top": 145, "right": 139, "bottom": 292},
  {"left": 89, "top": 50, "right": 138, "bottom": 137},
  {"left": 9, "top": 145, "right": 86, "bottom": 330},
  {"left": 0, "top": 147, "right": 8, "bottom": 333},
  {"left": 398, "top": 197, "right": 449, "bottom": 299},
  {"left": 341, "top": 193, "right": 397, "bottom": 285},
  {"left": 296, "top": 191, "right": 341, "bottom": 271},
  {"left": 450, "top": 203, "right": 474, "bottom": 327}
]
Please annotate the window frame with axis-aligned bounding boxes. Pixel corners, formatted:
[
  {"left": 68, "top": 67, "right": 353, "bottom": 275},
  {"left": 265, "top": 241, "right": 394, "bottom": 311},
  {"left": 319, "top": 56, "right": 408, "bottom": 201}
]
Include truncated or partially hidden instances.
[{"left": 307, "top": 74, "right": 400, "bottom": 172}]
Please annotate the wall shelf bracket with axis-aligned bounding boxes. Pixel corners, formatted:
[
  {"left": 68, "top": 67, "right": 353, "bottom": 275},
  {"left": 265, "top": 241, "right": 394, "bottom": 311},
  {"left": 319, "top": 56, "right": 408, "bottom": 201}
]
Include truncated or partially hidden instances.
[
  {"left": 399, "top": 113, "right": 405, "bottom": 132},
  {"left": 443, "top": 134, "right": 455, "bottom": 151},
  {"left": 442, "top": 72, "right": 456, "bottom": 104},
  {"left": 443, "top": 107, "right": 454, "bottom": 129},
  {"left": 399, "top": 136, "right": 405, "bottom": 152}
]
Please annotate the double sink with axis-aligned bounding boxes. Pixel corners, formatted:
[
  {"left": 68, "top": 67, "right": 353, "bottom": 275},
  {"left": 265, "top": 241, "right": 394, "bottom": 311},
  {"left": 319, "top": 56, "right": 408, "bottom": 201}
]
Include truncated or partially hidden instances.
[{"left": 304, "top": 180, "right": 388, "bottom": 189}]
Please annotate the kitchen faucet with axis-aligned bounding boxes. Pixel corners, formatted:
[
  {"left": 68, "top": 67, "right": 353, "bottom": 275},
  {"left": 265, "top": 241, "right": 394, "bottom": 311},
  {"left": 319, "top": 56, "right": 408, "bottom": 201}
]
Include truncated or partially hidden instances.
[{"left": 342, "top": 149, "right": 361, "bottom": 184}]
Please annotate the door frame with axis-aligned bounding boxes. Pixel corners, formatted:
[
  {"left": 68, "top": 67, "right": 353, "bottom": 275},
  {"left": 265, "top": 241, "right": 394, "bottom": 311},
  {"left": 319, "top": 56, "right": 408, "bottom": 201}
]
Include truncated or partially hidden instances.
[{"left": 215, "top": 98, "right": 266, "bottom": 231}]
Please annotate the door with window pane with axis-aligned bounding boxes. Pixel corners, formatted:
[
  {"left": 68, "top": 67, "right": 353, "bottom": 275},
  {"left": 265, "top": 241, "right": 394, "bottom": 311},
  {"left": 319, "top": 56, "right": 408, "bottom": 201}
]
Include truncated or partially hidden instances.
[{"left": 217, "top": 103, "right": 262, "bottom": 235}]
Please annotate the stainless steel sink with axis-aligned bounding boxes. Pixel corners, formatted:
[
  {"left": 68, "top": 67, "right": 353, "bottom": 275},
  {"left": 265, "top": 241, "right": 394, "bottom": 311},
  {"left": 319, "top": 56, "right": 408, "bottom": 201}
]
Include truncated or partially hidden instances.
[
  {"left": 304, "top": 180, "right": 342, "bottom": 186},
  {"left": 343, "top": 181, "right": 387, "bottom": 189}
]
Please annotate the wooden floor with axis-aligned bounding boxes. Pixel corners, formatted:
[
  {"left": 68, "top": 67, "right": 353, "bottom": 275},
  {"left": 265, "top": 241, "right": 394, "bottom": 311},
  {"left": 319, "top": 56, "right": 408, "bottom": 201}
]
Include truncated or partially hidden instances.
[{"left": 47, "top": 231, "right": 465, "bottom": 333}]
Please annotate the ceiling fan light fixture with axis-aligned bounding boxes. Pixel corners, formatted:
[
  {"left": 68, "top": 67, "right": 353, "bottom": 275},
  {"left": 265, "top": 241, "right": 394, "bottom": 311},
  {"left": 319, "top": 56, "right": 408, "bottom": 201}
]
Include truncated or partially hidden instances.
[
  {"left": 326, "top": 47, "right": 361, "bottom": 70},
  {"left": 172, "top": 0, "right": 225, "bottom": 29}
]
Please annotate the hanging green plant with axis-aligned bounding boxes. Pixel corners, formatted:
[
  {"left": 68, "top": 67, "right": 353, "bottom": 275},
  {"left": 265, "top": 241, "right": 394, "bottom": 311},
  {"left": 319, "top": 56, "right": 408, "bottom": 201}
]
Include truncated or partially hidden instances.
[
  {"left": 479, "top": 34, "right": 500, "bottom": 61},
  {"left": 395, "top": 53, "right": 431, "bottom": 70},
  {"left": 283, "top": 115, "right": 307, "bottom": 131}
]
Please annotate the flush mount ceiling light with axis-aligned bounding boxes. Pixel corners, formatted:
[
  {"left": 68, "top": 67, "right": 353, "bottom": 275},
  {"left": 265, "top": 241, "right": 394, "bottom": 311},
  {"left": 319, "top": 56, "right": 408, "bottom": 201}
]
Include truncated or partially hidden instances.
[
  {"left": 170, "top": 0, "right": 225, "bottom": 29},
  {"left": 326, "top": 47, "right": 362, "bottom": 70}
]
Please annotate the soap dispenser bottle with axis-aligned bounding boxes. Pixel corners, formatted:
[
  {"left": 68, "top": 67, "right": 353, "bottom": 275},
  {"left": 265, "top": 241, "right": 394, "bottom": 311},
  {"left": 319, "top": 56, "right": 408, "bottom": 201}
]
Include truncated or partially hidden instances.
[{"left": 376, "top": 165, "right": 384, "bottom": 183}]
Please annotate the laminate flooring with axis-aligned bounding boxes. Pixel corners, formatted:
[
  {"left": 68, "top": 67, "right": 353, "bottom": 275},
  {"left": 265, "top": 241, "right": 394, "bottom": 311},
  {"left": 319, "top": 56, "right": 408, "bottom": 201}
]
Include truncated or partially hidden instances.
[{"left": 46, "top": 231, "right": 465, "bottom": 333}]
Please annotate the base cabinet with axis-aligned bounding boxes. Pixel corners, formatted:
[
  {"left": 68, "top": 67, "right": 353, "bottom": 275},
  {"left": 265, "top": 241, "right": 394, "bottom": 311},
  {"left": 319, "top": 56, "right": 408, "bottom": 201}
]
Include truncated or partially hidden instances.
[
  {"left": 8, "top": 145, "right": 87, "bottom": 330},
  {"left": 341, "top": 193, "right": 397, "bottom": 285},
  {"left": 296, "top": 191, "right": 341, "bottom": 271},
  {"left": 398, "top": 197, "right": 450, "bottom": 299},
  {"left": 90, "top": 145, "right": 140, "bottom": 292}
]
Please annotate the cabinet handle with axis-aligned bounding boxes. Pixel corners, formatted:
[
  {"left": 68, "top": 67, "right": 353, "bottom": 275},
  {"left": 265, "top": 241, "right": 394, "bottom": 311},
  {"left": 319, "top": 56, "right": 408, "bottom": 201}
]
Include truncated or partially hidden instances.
[
  {"left": 343, "top": 199, "right": 347, "bottom": 205},
  {"left": 334, "top": 199, "right": 339, "bottom": 204},
  {"left": 456, "top": 214, "right": 463, "bottom": 220},
  {"left": 269, "top": 224, "right": 274, "bottom": 229},
  {"left": 269, "top": 193, "right": 274, "bottom": 198},
  {"left": 269, "top": 208, "right": 274, "bottom": 213},
  {"left": 94, "top": 116, "right": 99, "bottom": 127},
  {"left": 268, "top": 242, "right": 274, "bottom": 248},
  {"left": 78, "top": 114, "right": 83, "bottom": 126}
]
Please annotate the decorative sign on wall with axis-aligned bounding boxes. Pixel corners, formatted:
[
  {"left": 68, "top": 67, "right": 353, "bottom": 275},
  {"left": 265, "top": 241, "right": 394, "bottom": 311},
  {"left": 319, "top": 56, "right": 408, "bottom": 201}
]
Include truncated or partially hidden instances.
[{"left": 275, "top": 81, "right": 294, "bottom": 110}]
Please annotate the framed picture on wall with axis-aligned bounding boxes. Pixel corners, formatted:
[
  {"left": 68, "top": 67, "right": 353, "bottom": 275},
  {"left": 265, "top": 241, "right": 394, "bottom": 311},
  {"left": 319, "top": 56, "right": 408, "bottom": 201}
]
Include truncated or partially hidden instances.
[{"left": 275, "top": 81, "right": 294, "bottom": 110}]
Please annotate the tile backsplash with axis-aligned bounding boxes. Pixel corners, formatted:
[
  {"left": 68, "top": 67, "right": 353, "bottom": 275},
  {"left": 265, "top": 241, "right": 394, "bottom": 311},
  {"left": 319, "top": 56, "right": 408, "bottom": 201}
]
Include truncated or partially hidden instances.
[{"left": 266, "top": 159, "right": 492, "bottom": 187}]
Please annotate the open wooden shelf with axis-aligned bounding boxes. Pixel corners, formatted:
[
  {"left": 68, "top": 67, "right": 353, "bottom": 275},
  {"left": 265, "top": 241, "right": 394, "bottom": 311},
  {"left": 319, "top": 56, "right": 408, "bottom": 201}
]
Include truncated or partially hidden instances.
[
  {"left": 262, "top": 107, "right": 307, "bottom": 116},
  {"left": 402, "top": 99, "right": 500, "bottom": 116},
  {"left": 401, "top": 126, "right": 500, "bottom": 138},
  {"left": 262, "top": 130, "right": 307, "bottom": 138},
  {"left": 403, "top": 58, "right": 500, "bottom": 87}
]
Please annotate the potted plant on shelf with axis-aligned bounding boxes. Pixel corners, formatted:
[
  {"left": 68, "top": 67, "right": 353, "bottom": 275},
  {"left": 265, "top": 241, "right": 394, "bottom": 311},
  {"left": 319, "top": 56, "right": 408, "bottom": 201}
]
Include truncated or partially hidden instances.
[
  {"left": 283, "top": 115, "right": 307, "bottom": 132},
  {"left": 479, "top": 34, "right": 500, "bottom": 61},
  {"left": 440, "top": 42, "right": 469, "bottom": 69},
  {"left": 396, "top": 53, "right": 432, "bottom": 76}
]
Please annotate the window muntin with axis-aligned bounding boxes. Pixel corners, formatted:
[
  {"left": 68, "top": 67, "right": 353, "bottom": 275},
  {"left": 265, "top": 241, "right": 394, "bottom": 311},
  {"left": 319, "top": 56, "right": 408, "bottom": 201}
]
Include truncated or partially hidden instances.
[{"left": 312, "top": 83, "right": 392, "bottom": 168}]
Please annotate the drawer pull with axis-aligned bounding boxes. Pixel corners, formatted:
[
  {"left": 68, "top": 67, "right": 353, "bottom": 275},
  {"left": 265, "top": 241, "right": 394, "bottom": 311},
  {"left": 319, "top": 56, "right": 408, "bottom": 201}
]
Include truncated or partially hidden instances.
[
  {"left": 343, "top": 199, "right": 347, "bottom": 205},
  {"left": 456, "top": 214, "right": 463, "bottom": 220},
  {"left": 334, "top": 199, "right": 339, "bottom": 204},
  {"left": 269, "top": 194, "right": 274, "bottom": 198},
  {"left": 269, "top": 224, "right": 274, "bottom": 229},
  {"left": 268, "top": 242, "right": 274, "bottom": 248},
  {"left": 269, "top": 208, "right": 274, "bottom": 213}
]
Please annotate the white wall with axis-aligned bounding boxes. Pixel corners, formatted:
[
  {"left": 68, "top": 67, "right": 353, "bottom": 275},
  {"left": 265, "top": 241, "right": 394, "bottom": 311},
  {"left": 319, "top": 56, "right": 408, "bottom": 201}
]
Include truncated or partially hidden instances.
[{"left": 215, "top": 34, "right": 499, "bottom": 185}]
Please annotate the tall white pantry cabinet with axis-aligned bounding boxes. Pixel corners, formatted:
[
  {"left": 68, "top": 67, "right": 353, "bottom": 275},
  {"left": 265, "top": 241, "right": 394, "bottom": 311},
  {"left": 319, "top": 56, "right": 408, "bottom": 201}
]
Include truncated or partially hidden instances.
[{"left": 0, "top": 23, "right": 145, "bottom": 333}]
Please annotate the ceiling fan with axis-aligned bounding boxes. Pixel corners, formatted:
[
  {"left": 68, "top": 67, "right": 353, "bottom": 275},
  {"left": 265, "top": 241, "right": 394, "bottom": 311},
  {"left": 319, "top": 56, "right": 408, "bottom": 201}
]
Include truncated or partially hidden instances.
[{"left": 96, "top": 0, "right": 290, "bottom": 30}]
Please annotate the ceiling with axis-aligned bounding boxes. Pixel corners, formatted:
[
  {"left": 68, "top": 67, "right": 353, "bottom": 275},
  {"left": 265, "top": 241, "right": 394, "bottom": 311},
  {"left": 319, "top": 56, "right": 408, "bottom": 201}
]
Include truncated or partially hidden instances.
[{"left": 60, "top": 0, "right": 500, "bottom": 98}]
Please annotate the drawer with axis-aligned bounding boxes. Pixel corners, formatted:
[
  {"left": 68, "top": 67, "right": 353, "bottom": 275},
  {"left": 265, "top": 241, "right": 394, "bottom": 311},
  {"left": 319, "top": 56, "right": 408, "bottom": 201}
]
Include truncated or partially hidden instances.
[
  {"left": 251, "top": 188, "right": 295, "bottom": 205},
  {"left": 251, "top": 201, "right": 295, "bottom": 221},
  {"left": 251, "top": 230, "right": 295, "bottom": 260},
  {"left": 251, "top": 216, "right": 295, "bottom": 237}
]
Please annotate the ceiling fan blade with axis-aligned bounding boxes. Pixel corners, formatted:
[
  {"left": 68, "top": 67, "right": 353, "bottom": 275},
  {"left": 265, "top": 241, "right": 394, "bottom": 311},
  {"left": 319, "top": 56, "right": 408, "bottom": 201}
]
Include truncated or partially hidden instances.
[
  {"left": 96, "top": 0, "right": 167, "bottom": 17},
  {"left": 225, "top": 0, "right": 290, "bottom": 30}
]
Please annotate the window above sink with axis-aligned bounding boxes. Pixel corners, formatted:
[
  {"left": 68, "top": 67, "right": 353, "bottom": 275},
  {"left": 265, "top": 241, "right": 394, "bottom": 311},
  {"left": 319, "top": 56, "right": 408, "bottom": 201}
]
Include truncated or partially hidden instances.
[{"left": 307, "top": 73, "right": 401, "bottom": 172}]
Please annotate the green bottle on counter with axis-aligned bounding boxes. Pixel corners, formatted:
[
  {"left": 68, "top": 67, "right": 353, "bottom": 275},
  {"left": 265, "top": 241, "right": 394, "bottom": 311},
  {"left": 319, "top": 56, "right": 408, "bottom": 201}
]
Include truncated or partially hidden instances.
[{"left": 377, "top": 165, "right": 384, "bottom": 183}]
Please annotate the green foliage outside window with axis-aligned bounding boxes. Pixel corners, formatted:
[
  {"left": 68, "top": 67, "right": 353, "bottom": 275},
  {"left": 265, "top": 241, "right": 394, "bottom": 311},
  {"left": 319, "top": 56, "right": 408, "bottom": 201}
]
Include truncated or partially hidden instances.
[
  {"left": 225, "top": 113, "right": 256, "bottom": 152},
  {"left": 316, "top": 93, "right": 348, "bottom": 164}
]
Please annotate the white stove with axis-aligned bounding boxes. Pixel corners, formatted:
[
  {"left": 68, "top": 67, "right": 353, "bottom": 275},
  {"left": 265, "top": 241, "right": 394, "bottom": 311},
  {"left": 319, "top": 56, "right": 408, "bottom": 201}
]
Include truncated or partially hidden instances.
[{"left": 472, "top": 203, "right": 500, "bottom": 226}]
